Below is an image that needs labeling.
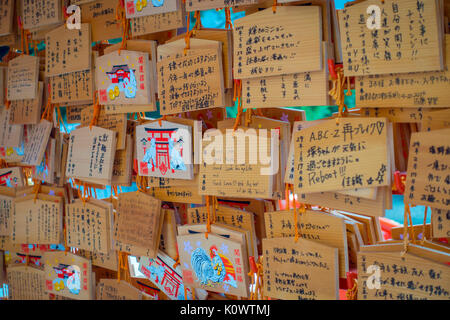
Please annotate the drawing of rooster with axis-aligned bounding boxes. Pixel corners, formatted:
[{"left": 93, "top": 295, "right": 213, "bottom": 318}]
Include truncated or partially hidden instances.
[{"left": 191, "top": 246, "right": 238, "bottom": 288}]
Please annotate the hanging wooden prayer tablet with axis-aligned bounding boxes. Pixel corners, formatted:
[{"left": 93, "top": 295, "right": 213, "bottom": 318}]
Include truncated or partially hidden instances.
[
  {"left": 80, "top": 0, "right": 122, "bottom": 43},
  {"left": 7, "top": 265, "right": 48, "bottom": 300},
  {"left": 264, "top": 209, "right": 349, "bottom": 278},
  {"left": 136, "top": 121, "right": 194, "bottom": 180},
  {"left": 116, "top": 191, "right": 162, "bottom": 259},
  {"left": 66, "top": 199, "right": 113, "bottom": 255},
  {"left": 0, "top": 188, "right": 14, "bottom": 236},
  {"left": 294, "top": 118, "right": 390, "bottom": 194},
  {"left": 242, "top": 42, "right": 330, "bottom": 108},
  {"left": 177, "top": 232, "right": 250, "bottom": 297},
  {"left": 358, "top": 244, "right": 450, "bottom": 300},
  {"left": 263, "top": 237, "right": 339, "bottom": 300},
  {"left": 49, "top": 70, "right": 94, "bottom": 105},
  {"left": 43, "top": 251, "right": 93, "bottom": 300},
  {"left": 97, "top": 279, "right": 142, "bottom": 300},
  {"left": 96, "top": 50, "right": 153, "bottom": 106},
  {"left": 199, "top": 128, "right": 278, "bottom": 199},
  {"left": 431, "top": 207, "right": 450, "bottom": 238},
  {"left": 139, "top": 252, "right": 196, "bottom": 300},
  {"left": 233, "top": 6, "right": 323, "bottom": 79},
  {"left": 158, "top": 48, "right": 225, "bottom": 115},
  {"left": 11, "top": 194, "right": 63, "bottom": 245},
  {"left": 0, "top": 106, "right": 23, "bottom": 149},
  {"left": 356, "top": 34, "right": 450, "bottom": 108},
  {"left": 7, "top": 54, "right": 39, "bottom": 101},
  {"left": 21, "top": 0, "right": 63, "bottom": 30},
  {"left": 125, "top": 0, "right": 180, "bottom": 19},
  {"left": 65, "top": 126, "right": 117, "bottom": 185},
  {"left": 405, "top": 128, "right": 450, "bottom": 210},
  {"left": 21, "top": 120, "right": 53, "bottom": 167},
  {"left": 45, "top": 24, "right": 92, "bottom": 77},
  {"left": 0, "top": 0, "right": 13, "bottom": 36},
  {"left": 10, "top": 81, "right": 43, "bottom": 125},
  {"left": 130, "top": 10, "right": 185, "bottom": 37},
  {"left": 338, "top": 0, "right": 444, "bottom": 76}
]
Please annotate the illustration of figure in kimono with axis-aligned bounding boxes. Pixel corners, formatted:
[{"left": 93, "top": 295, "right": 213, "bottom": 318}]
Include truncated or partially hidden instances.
[
  {"left": 106, "top": 65, "right": 137, "bottom": 100},
  {"left": 52, "top": 264, "right": 81, "bottom": 295},
  {"left": 191, "top": 246, "right": 238, "bottom": 288},
  {"left": 169, "top": 138, "right": 186, "bottom": 171},
  {"left": 142, "top": 138, "right": 157, "bottom": 169}
]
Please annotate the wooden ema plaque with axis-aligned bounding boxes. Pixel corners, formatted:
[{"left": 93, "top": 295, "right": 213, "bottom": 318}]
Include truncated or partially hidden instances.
[
  {"left": 12, "top": 194, "right": 63, "bottom": 245},
  {"left": 233, "top": 6, "right": 322, "bottom": 79},
  {"left": 0, "top": 190, "right": 14, "bottom": 236},
  {"left": 21, "top": 0, "right": 63, "bottom": 30},
  {"left": 65, "top": 126, "right": 117, "bottom": 185},
  {"left": 116, "top": 191, "right": 162, "bottom": 259},
  {"left": 158, "top": 48, "right": 225, "bottom": 115},
  {"left": 97, "top": 279, "right": 142, "bottom": 300},
  {"left": 264, "top": 210, "right": 349, "bottom": 278},
  {"left": 357, "top": 244, "right": 450, "bottom": 300},
  {"left": 45, "top": 23, "right": 92, "bottom": 77},
  {"left": 136, "top": 121, "right": 194, "bottom": 180},
  {"left": 80, "top": 0, "right": 122, "bottom": 42},
  {"left": 356, "top": 35, "right": 450, "bottom": 108},
  {"left": 242, "top": 42, "right": 330, "bottom": 108},
  {"left": 263, "top": 237, "right": 339, "bottom": 300},
  {"left": 0, "top": 167, "right": 24, "bottom": 188},
  {"left": 199, "top": 128, "right": 278, "bottom": 199},
  {"left": 0, "top": 106, "right": 23, "bottom": 149},
  {"left": 96, "top": 50, "right": 153, "bottom": 106},
  {"left": 405, "top": 128, "right": 450, "bottom": 210},
  {"left": 66, "top": 200, "right": 113, "bottom": 255},
  {"left": 139, "top": 252, "right": 197, "bottom": 300},
  {"left": 43, "top": 251, "right": 93, "bottom": 300},
  {"left": 294, "top": 118, "right": 390, "bottom": 194},
  {"left": 50, "top": 70, "right": 94, "bottom": 105},
  {"left": 338, "top": 0, "right": 443, "bottom": 76},
  {"left": 177, "top": 232, "right": 249, "bottom": 297},
  {"left": 10, "top": 81, "right": 43, "bottom": 125},
  {"left": 130, "top": 10, "right": 185, "bottom": 37},
  {"left": 7, "top": 54, "right": 39, "bottom": 101},
  {"left": 431, "top": 207, "right": 450, "bottom": 238},
  {"left": 7, "top": 265, "right": 48, "bottom": 300},
  {"left": 0, "top": 0, "right": 14, "bottom": 36},
  {"left": 21, "top": 120, "right": 53, "bottom": 166}
]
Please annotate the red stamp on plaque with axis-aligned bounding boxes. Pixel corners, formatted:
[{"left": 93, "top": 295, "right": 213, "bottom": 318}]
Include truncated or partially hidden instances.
[
  {"left": 100, "top": 89, "right": 108, "bottom": 103},
  {"left": 46, "top": 280, "right": 53, "bottom": 291},
  {"left": 182, "top": 270, "right": 194, "bottom": 284},
  {"left": 126, "top": 1, "right": 135, "bottom": 15}
]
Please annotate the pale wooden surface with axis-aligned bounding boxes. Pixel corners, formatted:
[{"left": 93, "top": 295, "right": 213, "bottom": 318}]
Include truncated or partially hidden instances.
[
  {"left": 97, "top": 279, "right": 142, "bottom": 300},
  {"left": 234, "top": 6, "right": 323, "bottom": 79},
  {"left": 264, "top": 209, "right": 349, "bottom": 278},
  {"left": 7, "top": 265, "right": 48, "bottom": 300},
  {"left": 49, "top": 70, "right": 94, "bottom": 105},
  {"left": 158, "top": 48, "right": 225, "bottom": 115},
  {"left": 294, "top": 118, "right": 390, "bottom": 194},
  {"left": 80, "top": 0, "right": 122, "bottom": 42},
  {"left": 242, "top": 41, "right": 329, "bottom": 108},
  {"left": 405, "top": 128, "right": 450, "bottom": 210},
  {"left": 131, "top": 10, "right": 185, "bottom": 37},
  {"left": 357, "top": 34, "right": 450, "bottom": 108},
  {"left": 339, "top": 0, "right": 443, "bottom": 76},
  {"left": 358, "top": 247, "right": 450, "bottom": 300},
  {"left": 7, "top": 55, "right": 39, "bottom": 101},
  {"left": 263, "top": 237, "right": 339, "bottom": 300},
  {"left": 45, "top": 24, "right": 92, "bottom": 77}
]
